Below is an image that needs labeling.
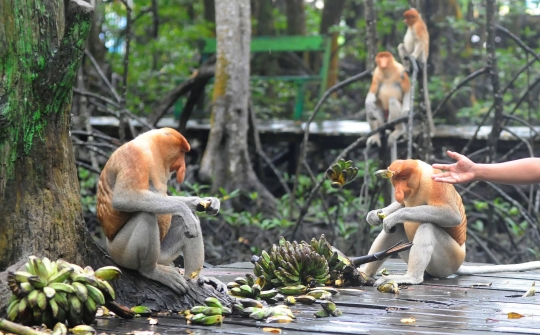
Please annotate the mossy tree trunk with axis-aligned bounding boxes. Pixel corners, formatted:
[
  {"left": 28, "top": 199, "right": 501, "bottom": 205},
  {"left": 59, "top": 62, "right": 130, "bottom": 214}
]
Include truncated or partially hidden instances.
[
  {"left": 0, "top": 0, "right": 94, "bottom": 308},
  {"left": 199, "top": 0, "right": 276, "bottom": 213},
  {"left": 0, "top": 0, "right": 232, "bottom": 313}
]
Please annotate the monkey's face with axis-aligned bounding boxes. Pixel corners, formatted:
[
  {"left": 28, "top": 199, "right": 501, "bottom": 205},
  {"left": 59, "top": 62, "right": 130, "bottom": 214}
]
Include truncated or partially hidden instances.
[
  {"left": 403, "top": 9, "right": 419, "bottom": 26},
  {"left": 387, "top": 160, "right": 421, "bottom": 204},
  {"left": 375, "top": 52, "right": 394, "bottom": 69},
  {"left": 153, "top": 127, "right": 191, "bottom": 183}
]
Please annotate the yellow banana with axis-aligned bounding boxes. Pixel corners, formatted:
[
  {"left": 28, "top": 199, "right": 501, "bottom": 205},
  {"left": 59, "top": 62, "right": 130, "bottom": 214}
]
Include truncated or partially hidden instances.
[{"left": 94, "top": 266, "right": 122, "bottom": 281}]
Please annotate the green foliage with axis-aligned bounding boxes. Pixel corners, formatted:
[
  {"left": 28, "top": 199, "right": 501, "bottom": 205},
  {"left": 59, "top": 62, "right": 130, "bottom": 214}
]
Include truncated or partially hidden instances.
[
  {"left": 78, "top": 168, "right": 97, "bottom": 215},
  {"left": 102, "top": 0, "right": 214, "bottom": 116}
]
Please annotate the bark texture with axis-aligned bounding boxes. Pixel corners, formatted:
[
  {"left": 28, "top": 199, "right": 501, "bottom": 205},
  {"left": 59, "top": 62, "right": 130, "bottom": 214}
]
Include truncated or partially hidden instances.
[
  {"left": 0, "top": 0, "right": 94, "bottom": 308},
  {"left": 363, "top": 0, "right": 378, "bottom": 70},
  {"left": 320, "top": 0, "right": 346, "bottom": 88},
  {"left": 199, "top": 0, "right": 276, "bottom": 213}
]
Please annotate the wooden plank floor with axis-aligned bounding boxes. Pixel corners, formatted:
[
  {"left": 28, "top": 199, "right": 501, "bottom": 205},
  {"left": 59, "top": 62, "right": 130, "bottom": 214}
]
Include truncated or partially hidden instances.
[{"left": 94, "top": 259, "right": 540, "bottom": 334}]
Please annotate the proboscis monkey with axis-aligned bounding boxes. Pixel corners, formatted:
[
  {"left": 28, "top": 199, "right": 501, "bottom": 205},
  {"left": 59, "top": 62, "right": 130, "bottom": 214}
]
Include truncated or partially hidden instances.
[
  {"left": 97, "top": 127, "right": 224, "bottom": 294},
  {"left": 398, "top": 8, "right": 435, "bottom": 137},
  {"left": 360, "top": 159, "right": 540, "bottom": 286},
  {"left": 365, "top": 51, "right": 411, "bottom": 147}
]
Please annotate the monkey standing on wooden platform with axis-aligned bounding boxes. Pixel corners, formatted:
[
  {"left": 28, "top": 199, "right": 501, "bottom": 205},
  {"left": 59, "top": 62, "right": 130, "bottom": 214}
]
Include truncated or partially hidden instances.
[
  {"left": 96, "top": 128, "right": 225, "bottom": 294},
  {"left": 359, "top": 159, "right": 540, "bottom": 286},
  {"left": 398, "top": 8, "right": 436, "bottom": 137},
  {"left": 365, "top": 51, "right": 411, "bottom": 147}
]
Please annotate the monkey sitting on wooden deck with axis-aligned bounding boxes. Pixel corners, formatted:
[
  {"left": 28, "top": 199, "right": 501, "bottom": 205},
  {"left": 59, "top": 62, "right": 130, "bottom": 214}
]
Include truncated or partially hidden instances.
[
  {"left": 359, "top": 159, "right": 540, "bottom": 286},
  {"left": 97, "top": 128, "right": 225, "bottom": 294}
]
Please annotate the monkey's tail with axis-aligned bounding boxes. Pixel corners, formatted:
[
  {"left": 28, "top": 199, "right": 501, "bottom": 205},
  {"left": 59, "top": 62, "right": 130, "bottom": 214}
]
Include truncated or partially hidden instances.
[
  {"left": 422, "top": 64, "right": 435, "bottom": 137},
  {"left": 456, "top": 261, "right": 540, "bottom": 275}
]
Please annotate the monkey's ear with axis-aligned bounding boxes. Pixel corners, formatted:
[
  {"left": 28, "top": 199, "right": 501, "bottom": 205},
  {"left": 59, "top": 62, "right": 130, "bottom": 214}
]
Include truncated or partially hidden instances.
[{"left": 375, "top": 169, "right": 394, "bottom": 180}]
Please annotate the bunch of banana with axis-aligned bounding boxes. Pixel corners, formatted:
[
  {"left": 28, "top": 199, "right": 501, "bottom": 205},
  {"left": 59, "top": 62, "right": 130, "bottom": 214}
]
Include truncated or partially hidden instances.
[
  {"left": 186, "top": 297, "right": 230, "bottom": 326},
  {"left": 6, "top": 256, "right": 121, "bottom": 328},
  {"left": 325, "top": 158, "right": 359, "bottom": 189},
  {"left": 252, "top": 236, "right": 330, "bottom": 289},
  {"left": 226, "top": 274, "right": 279, "bottom": 303},
  {"left": 310, "top": 234, "right": 372, "bottom": 287}
]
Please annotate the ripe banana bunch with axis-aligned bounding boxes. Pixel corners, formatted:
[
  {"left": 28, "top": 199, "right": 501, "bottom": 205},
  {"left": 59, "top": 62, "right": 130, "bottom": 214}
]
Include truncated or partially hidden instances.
[
  {"left": 186, "top": 297, "right": 230, "bottom": 326},
  {"left": 226, "top": 274, "right": 279, "bottom": 302},
  {"left": 6, "top": 256, "right": 121, "bottom": 328},
  {"left": 325, "top": 158, "right": 359, "bottom": 189},
  {"left": 252, "top": 236, "right": 330, "bottom": 289}
]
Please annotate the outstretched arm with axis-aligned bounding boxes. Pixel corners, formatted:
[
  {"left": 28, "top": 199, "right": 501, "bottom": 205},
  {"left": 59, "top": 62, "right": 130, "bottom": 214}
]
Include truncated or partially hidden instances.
[
  {"left": 432, "top": 150, "right": 540, "bottom": 185},
  {"left": 381, "top": 205, "right": 462, "bottom": 234}
]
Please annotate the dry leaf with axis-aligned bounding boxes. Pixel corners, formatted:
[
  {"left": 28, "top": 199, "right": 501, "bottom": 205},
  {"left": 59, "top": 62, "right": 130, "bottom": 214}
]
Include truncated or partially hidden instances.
[
  {"left": 262, "top": 328, "right": 282, "bottom": 334},
  {"left": 508, "top": 312, "right": 525, "bottom": 319},
  {"left": 401, "top": 317, "right": 416, "bottom": 323},
  {"left": 147, "top": 317, "right": 159, "bottom": 325}
]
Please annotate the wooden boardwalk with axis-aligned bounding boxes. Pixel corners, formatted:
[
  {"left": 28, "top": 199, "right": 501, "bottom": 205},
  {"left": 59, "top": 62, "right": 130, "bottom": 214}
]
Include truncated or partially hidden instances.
[{"left": 95, "top": 259, "right": 540, "bottom": 334}]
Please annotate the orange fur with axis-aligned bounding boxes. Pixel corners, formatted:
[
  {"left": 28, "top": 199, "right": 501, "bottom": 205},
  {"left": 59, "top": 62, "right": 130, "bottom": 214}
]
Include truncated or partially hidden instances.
[
  {"left": 388, "top": 160, "right": 467, "bottom": 245},
  {"left": 97, "top": 128, "right": 190, "bottom": 241},
  {"left": 403, "top": 8, "right": 429, "bottom": 61},
  {"left": 369, "top": 52, "right": 410, "bottom": 112}
]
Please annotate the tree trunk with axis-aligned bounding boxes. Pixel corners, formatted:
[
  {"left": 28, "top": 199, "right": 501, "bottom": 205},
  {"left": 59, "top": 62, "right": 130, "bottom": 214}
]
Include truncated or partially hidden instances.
[
  {"left": 0, "top": 0, "right": 95, "bottom": 304},
  {"left": 284, "top": 0, "right": 306, "bottom": 35},
  {"left": 0, "top": 0, "right": 232, "bottom": 313},
  {"left": 363, "top": 0, "right": 378, "bottom": 71},
  {"left": 320, "top": 0, "right": 346, "bottom": 88},
  {"left": 199, "top": 0, "right": 276, "bottom": 214}
]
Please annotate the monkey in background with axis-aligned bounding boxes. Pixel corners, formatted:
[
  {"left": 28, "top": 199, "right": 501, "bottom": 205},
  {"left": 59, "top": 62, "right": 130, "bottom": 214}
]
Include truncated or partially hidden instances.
[
  {"left": 359, "top": 159, "right": 540, "bottom": 286},
  {"left": 97, "top": 127, "right": 224, "bottom": 294},
  {"left": 365, "top": 51, "right": 411, "bottom": 147},
  {"left": 398, "top": 8, "right": 436, "bottom": 137}
]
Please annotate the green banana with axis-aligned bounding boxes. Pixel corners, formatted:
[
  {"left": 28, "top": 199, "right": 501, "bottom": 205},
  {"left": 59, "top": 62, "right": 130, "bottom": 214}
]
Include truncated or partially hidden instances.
[
  {"left": 189, "top": 313, "right": 206, "bottom": 323},
  {"left": 48, "top": 267, "right": 74, "bottom": 284},
  {"left": 221, "top": 306, "right": 232, "bottom": 315},
  {"left": 37, "top": 291, "right": 47, "bottom": 311},
  {"left": 200, "top": 315, "right": 223, "bottom": 325},
  {"left": 190, "top": 306, "right": 207, "bottom": 314},
  {"left": 204, "top": 297, "right": 223, "bottom": 309},
  {"left": 69, "top": 294, "right": 83, "bottom": 315},
  {"left": 48, "top": 282, "right": 75, "bottom": 294},
  {"left": 52, "top": 322, "right": 68, "bottom": 335},
  {"left": 278, "top": 285, "right": 306, "bottom": 295},
  {"left": 202, "top": 307, "right": 222, "bottom": 316},
  {"left": 295, "top": 295, "right": 316, "bottom": 304},
  {"left": 27, "top": 290, "right": 39, "bottom": 308},
  {"left": 238, "top": 298, "right": 264, "bottom": 308},
  {"left": 314, "top": 309, "right": 330, "bottom": 318},
  {"left": 34, "top": 258, "right": 50, "bottom": 280},
  {"left": 94, "top": 266, "right": 122, "bottom": 281},
  {"left": 86, "top": 284, "right": 105, "bottom": 305},
  {"left": 72, "top": 282, "right": 88, "bottom": 302},
  {"left": 96, "top": 279, "right": 115, "bottom": 300},
  {"left": 20, "top": 282, "right": 35, "bottom": 295},
  {"left": 53, "top": 292, "right": 69, "bottom": 310},
  {"left": 259, "top": 289, "right": 278, "bottom": 300},
  {"left": 71, "top": 325, "right": 96, "bottom": 335},
  {"left": 43, "top": 286, "right": 56, "bottom": 299},
  {"left": 72, "top": 274, "right": 98, "bottom": 286},
  {"left": 49, "top": 297, "right": 59, "bottom": 317},
  {"left": 85, "top": 296, "right": 98, "bottom": 315},
  {"left": 249, "top": 307, "right": 273, "bottom": 320}
]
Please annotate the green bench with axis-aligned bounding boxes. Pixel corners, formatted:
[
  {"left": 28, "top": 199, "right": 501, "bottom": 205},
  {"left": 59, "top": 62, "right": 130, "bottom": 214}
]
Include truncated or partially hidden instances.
[{"left": 176, "top": 35, "right": 332, "bottom": 121}]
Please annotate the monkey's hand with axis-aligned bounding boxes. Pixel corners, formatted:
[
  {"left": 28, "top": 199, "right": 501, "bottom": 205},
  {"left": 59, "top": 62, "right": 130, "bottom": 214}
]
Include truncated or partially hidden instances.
[
  {"left": 366, "top": 209, "right": 384, "bottom": 226},
  {"left": 381, "top": 212, "right": 404, "bottom": 234},
  {"left": 197, "top": 275, "right": 228, "bottom": 293},
  {"left": 196, "top": 197, "right": 220, "bottom": 216}
]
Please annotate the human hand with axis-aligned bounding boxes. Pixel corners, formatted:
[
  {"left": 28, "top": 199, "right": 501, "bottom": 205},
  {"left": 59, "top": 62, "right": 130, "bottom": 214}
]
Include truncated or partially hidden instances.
[{"left": 431, "top": 151, "right": 476, "bottom": 184}]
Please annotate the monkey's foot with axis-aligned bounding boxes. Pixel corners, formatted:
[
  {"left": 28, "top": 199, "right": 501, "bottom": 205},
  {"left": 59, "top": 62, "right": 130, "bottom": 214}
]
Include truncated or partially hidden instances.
[
  {"left": 141, "top": 265, "right": 190, "bottom": 293},
  {"left": 366, "top": 134, "right": 382, "bottom": 147},
  {"left": 373, "top": 274, "right": 423, "bottom": 287},
  {"left": 197, "top": 275, "right": 228, "bottom": 293}
]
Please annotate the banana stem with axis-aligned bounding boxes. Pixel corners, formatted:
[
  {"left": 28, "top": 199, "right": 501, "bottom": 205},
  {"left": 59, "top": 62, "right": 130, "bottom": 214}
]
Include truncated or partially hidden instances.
[
  {"left": 0, "top": 318, "right": 49, "bottom": 335},
  {"left": 350, "top": 241, "right": 413, "bottom": 266}
]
